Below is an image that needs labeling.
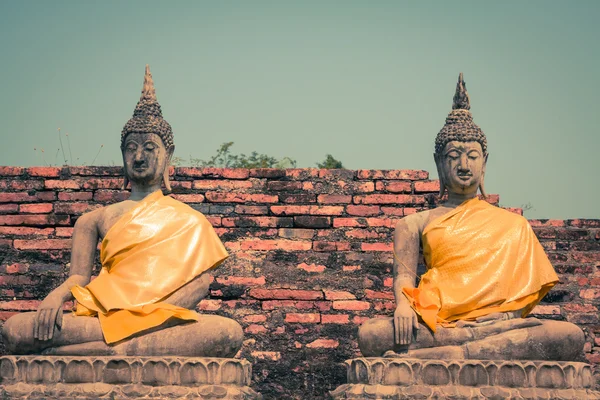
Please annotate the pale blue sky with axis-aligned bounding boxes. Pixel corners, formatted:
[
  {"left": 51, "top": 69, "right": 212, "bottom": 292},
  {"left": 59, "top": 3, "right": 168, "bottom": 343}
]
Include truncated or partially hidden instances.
[{"left": 0, "top": 1, "right": 598, "bottom": 219}]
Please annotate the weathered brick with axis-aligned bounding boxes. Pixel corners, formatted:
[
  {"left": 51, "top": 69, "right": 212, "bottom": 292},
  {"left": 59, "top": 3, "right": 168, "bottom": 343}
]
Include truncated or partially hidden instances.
[
  {"left": 271, "top": 205, "right": 344, "bottom": 216},
  {"left": 297, "top": 263, "right": 326, "bottom": 273},
  {"left": 294, "top": 216, "right": 331, "bottom": 228},
  {"left": 240, "top": 239, "right": 312, "bottom": 251},
  {"left": 324, "top": 290, "right": 356, "bottom": 300},
  {"left": 333, "top": 300, "right": 371, "bottom": 311},
  {"left": 365, "top": 289, "right": 395, "bottom": 300},
  {"left": 222, "top": 216, "right": 292, "bottom": 228},
  {"left": 198, "top": 299, "right": 221, "bottom": 311},
  {"left": 306, "top": 338, "right": 339, "bottom": 348},
  {"left": 313, "top": 241, "right": 350, "bottom": 251},
  {"left": 345, "top": 229, "right": 385, "bottom": 239},
  {"left": 19, "top": 203, "right": 53, "bottom": 214},
  {"left": 13, "top": 239, "right": 71, "bottom": 250},
  {"left": 169, "top": 194, "right": 204, "bottom": 203},
  {"left": 376, "top": 181, "right": 412, "bottom": 193},
  {"left": 568, "top": 219, "right": 600, "bottom": 228},
  {"left": 280, "top": 194, "right": 317, "bottom": 203},
  {"left": 357, "top": 170, "right": 428, "bottom": 180},
  {"left": 27, "top": 167, "right": 61, "bottom": 177},
  {"left": 285, "top": 313, "right": 320, "bottom": 323},
  {"left": 69, "top": 166, "right": 122, "bottom": 176},
  {"left": 55, "top": 202, "right": 100, "bottom": 215},
  {"left": 0, "top": 227, "right": 54, "bottom": 236},
  {"left": 414, "top": 180, "right": 440, "bottom": 193},
  {"left": 580, "top": 289, "right": 600, "bottom": 299},
  {"left": 58, "top": 192, "right": 93, "bottom": 201},
  {"left": 0, "top": 204, "right": 18, "bottom": 214},
  {"left": 44, "top": 179, "right": 81, "bottom": 189},
  {"left": 346, "top": 205, "right": 381, "bottom": 216},
  {"left": 0, "top": 192, "right": 39, "bottom": 203},
  {"left": 278, "top": 228, "right": 315, "bottom": 239},
  {"left": 343, "top": 265, "right": 361, "bottom": 272},
  {"left": 55, "top": 227, "right": 74, "bottom": 237},
  {"left": 93, "top": 190, "right": 129, "bottom": 203},
  {"left": 317, "top": 195, "right": 352, "bottom": 204},
  {"left": 249, "top": 289, "right": 323, "bottom": 300},
  {"left": 572, "top": 252, "right": 600, "bottom": 263},
  {"left": 243, "top": 315, "right": 267, "bottom": 323},
  {"left": 321, "top": 314, "right": 350, "bottom": 324},
  {"left": 318, "top": 169, "right": 355, "bottom": 180},
  {"left": 0, "top": 300, "right": 41, "bottom": 311},
  {"left": 529, "top": 220, "right": 566, "bottom": 227},
  {"left": 285, "top": 169, "right": 320, "bottom": 180},
  {"left": 215, "top": 276, "right": 266, "bottom": 286},
  {"left": 245, "top": 324, "right": 268, "bottom": 334},
  {"left": 354, "top": 194, "right": 425, "bottom": 205},
  {"left": 249, "top": 169, "right": 286, "bottom": 178},
  {"left": 333, "top": 218, "right": 396, "bottom": 228},
  {"left": 206, "top": 192, "right": 278, "bottom": 203},
  {"left": 193, "top": 180, "right": 253, "bottom": 190},
  {"left": 0, "top": 180, "right": 44, "bottom": 190},
  {"left": 362, "top": 243, "right": 393, "bottom": 252},
  {"left": 0, "top": 214, "right": 70, "bottom": 226},
  {"left": 0, "top": 167, "right": 24, "bottom": 176},
  {"left": 267, "top": 181, "right": 302, "bottom": 191},
  {"left": 82, "top": 178, "right": 122, "bottom": 190},
  {"left": 4, "top": 263, "right": 29, "bottom": 274},
  {"left": 235, "top": 205, "right": 268, "bottom": 215}
]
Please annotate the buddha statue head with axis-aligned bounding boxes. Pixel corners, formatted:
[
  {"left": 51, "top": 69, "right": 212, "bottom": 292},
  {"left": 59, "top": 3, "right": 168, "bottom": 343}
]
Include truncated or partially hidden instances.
[
  {"left": 121, "top": 65, "right": 174, "bottom": 191},
  {"left": 434, "top": 73, "right": 488, "bottom": 200}
]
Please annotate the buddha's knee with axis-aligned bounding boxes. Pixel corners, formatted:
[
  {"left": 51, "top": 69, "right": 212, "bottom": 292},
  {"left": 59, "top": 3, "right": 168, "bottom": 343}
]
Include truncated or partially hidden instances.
[
  {"left": 2, "top": 312, "right": 34, "bottom": 353},
  {"left": 358, "top": 318, "right": 393, "bottom": 357}
]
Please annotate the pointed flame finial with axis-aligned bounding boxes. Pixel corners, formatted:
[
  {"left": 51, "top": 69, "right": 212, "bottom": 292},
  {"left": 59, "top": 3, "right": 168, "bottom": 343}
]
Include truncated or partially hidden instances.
[
  {"left": 452, "top": 72, "right": 471, "bottom": 110},
  {"left": 141, "top": 64, "right": 157, "bottom": 102}
]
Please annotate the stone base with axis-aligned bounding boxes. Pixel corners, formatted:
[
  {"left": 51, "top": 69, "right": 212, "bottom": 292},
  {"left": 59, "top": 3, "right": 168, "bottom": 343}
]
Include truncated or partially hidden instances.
[
  {"left": 0, "top": 356, "right": 261, "bottom": 399},
  {"left": 330, "top": 358, "right": 600, "bottom": 399}
]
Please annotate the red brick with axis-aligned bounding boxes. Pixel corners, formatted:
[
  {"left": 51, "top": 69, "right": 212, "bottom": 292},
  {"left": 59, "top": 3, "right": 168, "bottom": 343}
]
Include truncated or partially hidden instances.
[
  {"left": 294, "top": 216, "right": 331, "bottom": 228},
  {"left": 44, "top": 179, "right": 80, "bottom": 189},
  {"left": 285, "top": 169, "right": 319, "bottom": 180},
  {"left": 0, "top": 239, "right": 12, "bottom": 247},
  {"left": 278, "top": 228, "right": 315, "bottom": 239},
  {"left": 380, "top": 207, "right": 406, "bottom": 216},
  {"left": 249, "top": 289, "right": 323, "bottom": 300},
  {"left": 568, "top": 219, "right": 600, "bottom": 228},
  {"left": 572, "top": 252, "right": 600, "bottom": 263},
  {"left": 0, "top": 215, "right": 70, "bottom": 226},
  {"left": 567, "top": 313, "right": 599, "bottom": 324},
  {"left": 250, "top": 351, "right": 281, "bottom": 361},
  {"left": 206, "top": 216, "right": 221, "bottom": 227},
  {"left": 240, "top": 239, "right": 312, "bottom": 251},
  {"left": 94, "top": 190, "right": 129, "bottom": 203},
  {"left": 58, "top": 192, "right": 93, "bottom": 201},
  {"left": 0, "top": 204, "right": 18, "bottom": 214},
  {"left": 267, "top": 181, "right": 302, "bottom": 191},
  {"left": 0, "top": 311, "right": 17, "bottom": 321},
  {"left": 374, "top": 301, "right": 396, "bottom": 312},
  {"left": 580, "top": 289, "right": 600, "bottom": 299},
  {"left": 245, "top": 324, "right": 268, "bottom": 334},
  {"left": 376, "top": 181, "right": 412, "bottom": 193},
  {"left": 365, "top": 289, "right": 395, "bottom": 300},
  {"left": 321, "top": 314, "right": 350, "bottom": 324},
  {"left": 285, "top": 313, "right": 320, "bottom": 323},
  {"left": 414, "top": 180, "right": 440, "bottom": 193},
  {"left": 362, "top": 242, "right": 393, "bottom": 252},
  {"left": 243, "top": 315, "right": 267, "bottom": 323},
  {"left": 306, "top": 339, "right": 339, "bottom": 349},
  {"left": 346, "top": 205, "right": 381, "bottom": 216},
  {"left": 297, "top": 263, "right": 326, "bottom": 273},
  {"left": 193, "top": 180, "right": 253, "bottom": 190},
  {"left": 235, "top": 205, "right": 268, "bottom": 215},
  {"left": 354, "top": 194, "right": 425, "bottom": 205},
  {"left": 318, "top": 169, "right": 355, "bottom": 179},
  {"left": 205, "top": 192, "right": 278, "bottom": 203},
  {"left": 14, "top": 239, "right": 71, "bottom": 250},
  {"left": 27, "top": 167, "right": 61, "bottom": 177},
  {"left": 69, "top": 166, "right": 122, "bottom": 176},
  {"left": 171, "top": 194, "right": 206, "bottom": 203},
  {"left": 19, "top": 203, "right": 53, "bottom": 214},
  {"left": 0, "top": 227, "right": 54, "bottom": 236},
  {"left": 222, "top": 216, "right": 292, "bottom": 228},
  {"left": 271, "top": 205, "right": 344, "bottom": 216},
  {"left": 176, "top": 167, "right": 250, "bottom": 179},
  {"left": 357, "top": 170, "right": 428, "bottom": 180},
  {"left": 324, "top": 290, "right": 356, "bottom": 300},
  {"left": 352, "top": 316, "right": 370, "bottom": 325},
  {"left": 0, "top": 167, "right": 24, "bottom": 176},
  {"left": 345, "top": 229, "right": 384, "bottom": 239},
  {"left": 0, "top": 180, "right": 44, "bottom": 190},
  {"left": 333, "top": 300, "right": 371, "bottom": 311},
  {"left": 280, "top": 194, "right": 317, "bottom": 203},
  {"left": 528, "top": 220, "right": 566, "bottom": 227},
  {"left": 333, "top": 218, "right": 396, "bottom": 228},
  {"left": 313, "top": 241, "right": 350, "bottom": 251},
  {"left": 0, "top": 192, "right": 38, "bottom": 203},
  {"left": 82, "top": 178, "right": 122, "bottom": 190},
  {"left": 351, "top": 182, "right": 375, "bottom": 193},
  {"left": 343, "top": 265, "right": 361, "bottom": 272},
  {"left": 216, "top": 276, "right": 266, "bottom": 286},
  {"left": 170, "top": 181, "right": 192, "bottom": 190},
  {"left": 0, "top": 300, "right": 41, "bottom": 310},
  {"left": 36, "top": 192, "right": 56, "bottom": 201},
  {"left": 564, "top": 304, "right": 597, "bottom": 313},
  {"left": 248, "top": 169, "right": 286, "bottom": 178},
  {"left": 55, "top": 227, "right": 74, "bottom": 237},
  {"left": 55, "top": 202, "right": 100, "bottom": 215},
  {"left": 317, "top": 195, "right": 352, "bottom": 204},
  {"left": 198, "top": 299, "right": 221, "bottom": 311}
]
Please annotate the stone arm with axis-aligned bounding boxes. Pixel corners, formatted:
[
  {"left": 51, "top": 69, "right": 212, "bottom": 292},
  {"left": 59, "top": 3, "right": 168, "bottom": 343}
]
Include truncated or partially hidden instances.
[
  {"left": 162, "top": 272, "right": 211, "bottom": 310},
  {"left": 34, "top": 210, "right": 100, "bottom": 341},
  {"left": 392, "top": 216, "right": 423, "bottom": 346}
]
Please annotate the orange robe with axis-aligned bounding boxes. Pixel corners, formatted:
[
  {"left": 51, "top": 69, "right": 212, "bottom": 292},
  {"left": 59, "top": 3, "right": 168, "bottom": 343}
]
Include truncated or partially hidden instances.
[
  {"left": 402, "top": 198, "right": 558, "bottom": 332},
  {"left": 71, "top": 190, "right": 228, "bottom": 344}
]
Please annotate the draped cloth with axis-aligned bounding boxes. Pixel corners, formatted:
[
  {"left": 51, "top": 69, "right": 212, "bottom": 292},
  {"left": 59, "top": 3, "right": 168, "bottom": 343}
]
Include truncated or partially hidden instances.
[
  {"left": 71, "top": 190, "right": 228, "bottom": 344},
  {"left": 402, "top": 198, "right": 558, "bottom": 332}
]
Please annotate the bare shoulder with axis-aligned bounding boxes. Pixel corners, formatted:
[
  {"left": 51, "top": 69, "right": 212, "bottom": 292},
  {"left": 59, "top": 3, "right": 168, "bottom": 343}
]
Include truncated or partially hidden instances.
[{"left": 394, "top": 210, "right": 432, "bottom": 237}]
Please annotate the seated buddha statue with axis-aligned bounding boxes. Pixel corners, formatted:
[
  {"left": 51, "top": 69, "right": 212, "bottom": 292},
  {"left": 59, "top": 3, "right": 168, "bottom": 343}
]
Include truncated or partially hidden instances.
[
  {"left": 2, "top": 65, "right": 243, "bottom": 357},
  {"left": 358, "top": 73, "right": 584, "bottom": 361}
]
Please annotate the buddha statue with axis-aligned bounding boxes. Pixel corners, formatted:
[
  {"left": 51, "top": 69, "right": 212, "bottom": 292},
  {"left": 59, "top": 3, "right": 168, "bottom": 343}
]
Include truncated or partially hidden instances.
[
  {"left": 358, "top": 73, "right": 585, "bottom": 361},
  {"left": 2, "top": 65, "right": 243, "bottom": 357}
]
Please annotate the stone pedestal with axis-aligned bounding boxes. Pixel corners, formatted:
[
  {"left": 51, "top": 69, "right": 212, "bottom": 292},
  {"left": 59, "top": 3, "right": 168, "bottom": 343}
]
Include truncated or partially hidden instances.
[
  {"left": 0, "top": 356, "right": 261, "bottom": 399},
  {"left": 330, "top": 358, "right": 600, "bottom": 399}
]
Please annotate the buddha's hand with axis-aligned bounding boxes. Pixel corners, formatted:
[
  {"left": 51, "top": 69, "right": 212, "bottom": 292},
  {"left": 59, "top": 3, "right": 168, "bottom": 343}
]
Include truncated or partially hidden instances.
[
  {"left": 394, "top": 302, "right": 419, "bottom": 345},
  {"left": 34, "top": 294, "right": 64, "bottom": 342}
]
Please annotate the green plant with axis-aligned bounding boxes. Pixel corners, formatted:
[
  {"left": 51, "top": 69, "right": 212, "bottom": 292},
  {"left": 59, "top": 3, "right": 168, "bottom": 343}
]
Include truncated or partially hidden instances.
[{"left": 317, "top": 154, "right": 344, "bottom": 169}]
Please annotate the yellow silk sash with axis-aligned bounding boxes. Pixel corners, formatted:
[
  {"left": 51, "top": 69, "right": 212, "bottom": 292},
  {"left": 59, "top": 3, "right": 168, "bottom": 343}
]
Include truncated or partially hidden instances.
[
  {"left": 71, "top": 190, "right": 228, "bottom": 343},
  {"left": 402, "top": 198, "right": 558, "bottom": 332}
]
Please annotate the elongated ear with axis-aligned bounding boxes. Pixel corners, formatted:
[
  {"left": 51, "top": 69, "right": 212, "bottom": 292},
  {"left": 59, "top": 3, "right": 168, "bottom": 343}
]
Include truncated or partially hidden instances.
[
  {"left": 122, "top": 151, "right": 129, "bottom": 190},
  {"left": 479, "top": 153, "right": 488, "bottom": 199},
  {"left": 434, "top": 153, "right": 446, "bottom": 199},
  {"left": 163, "top": 147, "right": 174, "bottom": 193}
]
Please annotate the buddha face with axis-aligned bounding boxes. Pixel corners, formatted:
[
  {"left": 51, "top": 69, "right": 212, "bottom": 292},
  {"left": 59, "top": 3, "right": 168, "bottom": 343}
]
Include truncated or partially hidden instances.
[
  {"left": 435, "top": 141, "right": 487, "bottom": 196},
  {"left": 122, "top": 132, "right": 172, "bottom": 186}
]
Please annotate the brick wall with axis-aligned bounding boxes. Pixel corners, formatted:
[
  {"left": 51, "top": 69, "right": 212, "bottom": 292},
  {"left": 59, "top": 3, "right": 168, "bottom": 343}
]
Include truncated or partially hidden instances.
[{"left": 0, "top": 166, "right": 598, "bottom": 399}]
